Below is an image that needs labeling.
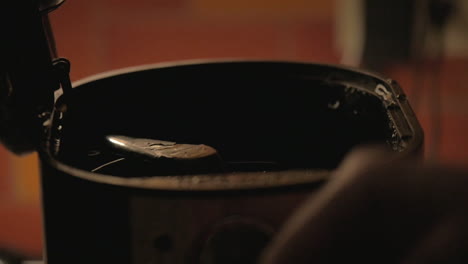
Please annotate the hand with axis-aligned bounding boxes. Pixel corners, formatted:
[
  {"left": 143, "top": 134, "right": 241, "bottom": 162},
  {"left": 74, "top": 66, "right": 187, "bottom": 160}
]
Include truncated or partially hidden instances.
[{"left": 260, "top": 147, "right": 468, "bottom": 264}]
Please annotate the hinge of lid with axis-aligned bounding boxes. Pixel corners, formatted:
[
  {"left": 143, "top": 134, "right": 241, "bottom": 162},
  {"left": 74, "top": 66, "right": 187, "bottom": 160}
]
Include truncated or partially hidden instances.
[
  {"left": 52, "top": 57, "right": 72, "bottom": 94},
  {"left": 40, "top": 57, "right": 71, "bottom": 127},
  {"left": 44, "top": 58, "right": 72, "bottom": 155}
]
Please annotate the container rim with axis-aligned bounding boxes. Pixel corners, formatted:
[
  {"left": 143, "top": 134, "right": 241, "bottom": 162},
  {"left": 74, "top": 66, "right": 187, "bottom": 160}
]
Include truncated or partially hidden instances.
[{"left": 44, "top": 59, "right": 423, "bottom": 192}]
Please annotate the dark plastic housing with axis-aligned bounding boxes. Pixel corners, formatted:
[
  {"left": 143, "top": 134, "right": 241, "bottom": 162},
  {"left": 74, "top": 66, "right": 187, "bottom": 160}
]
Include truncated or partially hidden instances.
[{"left": 0, "top": 1, "right": 61, "bottom": 153}]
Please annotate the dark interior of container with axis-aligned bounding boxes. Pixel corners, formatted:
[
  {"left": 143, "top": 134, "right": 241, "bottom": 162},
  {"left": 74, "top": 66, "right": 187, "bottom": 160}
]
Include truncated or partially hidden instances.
[{"left": 51, "top": 63, "right": 396, "bottom": 177}]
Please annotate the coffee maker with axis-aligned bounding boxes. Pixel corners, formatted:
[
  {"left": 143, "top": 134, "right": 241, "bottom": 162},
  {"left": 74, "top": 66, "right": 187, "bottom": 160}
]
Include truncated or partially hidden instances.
[{"left": 0, "top": 1, "right": 423, "bottom": 263}]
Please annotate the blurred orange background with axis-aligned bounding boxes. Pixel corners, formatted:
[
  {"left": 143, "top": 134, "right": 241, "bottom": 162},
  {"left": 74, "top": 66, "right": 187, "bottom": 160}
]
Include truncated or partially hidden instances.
[{"left": 0, "top": 0, "right": 467, "bottom": 258}]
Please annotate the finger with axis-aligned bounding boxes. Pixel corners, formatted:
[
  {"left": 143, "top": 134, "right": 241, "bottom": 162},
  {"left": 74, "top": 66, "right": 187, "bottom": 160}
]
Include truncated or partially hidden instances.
[
  {"left": 333, "top": 145, "right": 397, "bottom": 178},
  {"left": 260, "top": 147, "right": 392, "bottom": 264},
  {"left": 260, "top": 149, "right": 468, "bottom": 264},
  {"left": 402, "top": 213, "right": 468, "bottom": 264}
]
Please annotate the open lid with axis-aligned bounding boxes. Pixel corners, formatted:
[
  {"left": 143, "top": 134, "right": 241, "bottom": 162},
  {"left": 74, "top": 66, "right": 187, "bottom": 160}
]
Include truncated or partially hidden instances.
[{"left": 0, "top": 0, "right": 66, "bottom": 154}]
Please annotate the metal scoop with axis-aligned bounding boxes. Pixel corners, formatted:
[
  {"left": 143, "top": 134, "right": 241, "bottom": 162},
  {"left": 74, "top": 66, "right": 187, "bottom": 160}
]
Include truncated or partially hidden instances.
[{"left": 106, "top": 135, "right": 219, "bottom": 160}]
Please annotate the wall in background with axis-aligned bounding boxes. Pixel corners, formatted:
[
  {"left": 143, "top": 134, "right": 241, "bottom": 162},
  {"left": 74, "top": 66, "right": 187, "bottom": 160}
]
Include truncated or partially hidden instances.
[{"left": 0, "top": 0, "right": 467, "bottom": 258}]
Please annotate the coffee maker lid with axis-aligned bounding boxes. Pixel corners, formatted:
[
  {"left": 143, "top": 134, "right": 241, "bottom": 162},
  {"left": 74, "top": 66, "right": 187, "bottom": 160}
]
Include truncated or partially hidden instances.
[{"left": 0, "top": 0, "right": 65, "bottom": 153}]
